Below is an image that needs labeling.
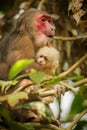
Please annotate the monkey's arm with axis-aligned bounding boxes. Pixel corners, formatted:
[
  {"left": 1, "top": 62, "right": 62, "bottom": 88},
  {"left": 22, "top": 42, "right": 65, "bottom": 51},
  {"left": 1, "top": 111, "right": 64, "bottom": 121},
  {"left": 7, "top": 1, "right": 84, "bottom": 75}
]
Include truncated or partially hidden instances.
[
  {"left": 23, "top": 62, "right": 43, "bottom": 73},
  {"left": 7, "top": 50, "right": 42, "bottom": 74},
  {"left": 0, "top": 63, "right": 9, "bottom": 80},
  {"left": 6, "top": 34, "right": 42, "bottom": 73}
]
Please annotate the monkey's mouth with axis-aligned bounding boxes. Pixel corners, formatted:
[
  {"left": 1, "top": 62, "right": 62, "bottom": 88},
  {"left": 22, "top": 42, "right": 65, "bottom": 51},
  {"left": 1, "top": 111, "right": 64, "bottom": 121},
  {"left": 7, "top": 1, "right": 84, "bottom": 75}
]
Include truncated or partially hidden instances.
[{"left": 48, "top": 35, "right": 53, "bottom": 38}]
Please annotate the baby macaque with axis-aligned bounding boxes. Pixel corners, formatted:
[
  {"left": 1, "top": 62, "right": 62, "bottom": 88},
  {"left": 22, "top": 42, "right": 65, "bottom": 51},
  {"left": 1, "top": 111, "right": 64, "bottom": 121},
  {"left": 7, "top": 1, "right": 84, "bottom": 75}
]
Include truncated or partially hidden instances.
[
  {"left": 36, "top": 46, "right": 60, "bottom": 75},
  {"left": 36, "top": 46, "right": 65, "bottom": 101}
]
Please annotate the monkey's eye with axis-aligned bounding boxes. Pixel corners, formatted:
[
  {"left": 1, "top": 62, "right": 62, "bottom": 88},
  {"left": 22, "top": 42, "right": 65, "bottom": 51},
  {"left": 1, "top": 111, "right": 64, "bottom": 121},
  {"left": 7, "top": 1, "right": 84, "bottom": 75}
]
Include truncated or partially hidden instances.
[
  {"left": 44, "top": 56, "right": 48, "bottom": 61},
  {"left": 40, "top": 55, "right": 43, "bottom": 58},
  {"left": 41, "top": 17, "right": 46, "bottom": 22}
]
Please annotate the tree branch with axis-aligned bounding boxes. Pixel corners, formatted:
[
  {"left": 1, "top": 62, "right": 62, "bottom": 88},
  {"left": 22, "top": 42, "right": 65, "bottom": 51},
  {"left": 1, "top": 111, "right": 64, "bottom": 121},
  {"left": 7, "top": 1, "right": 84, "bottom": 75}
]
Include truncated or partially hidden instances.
[
  {"left": 66, "top": 109, "right": 87, "bottom": 130},
  {"left": 37, "top": 0, "right": 47, "bottom": 10},
  {"left": 57, "top": 53, "right": 87, "bottom": 79},
  {"left": 10, "top": 54, "right": 87, "bottom": 98},
  {"left": 54, "top": 35, "right": 87, "bottom": 41},
  {"left": 60, "top": 82, "right": 77, "bottom": 94},
  {"left": 72, "top": 78, "right": 87, "bottom": 88},
  {"left": 29, "top": 122, "right": 64, "bottom": 130},
  {"left": 39, "top": 77, "right": 87, "bottom": 97}
]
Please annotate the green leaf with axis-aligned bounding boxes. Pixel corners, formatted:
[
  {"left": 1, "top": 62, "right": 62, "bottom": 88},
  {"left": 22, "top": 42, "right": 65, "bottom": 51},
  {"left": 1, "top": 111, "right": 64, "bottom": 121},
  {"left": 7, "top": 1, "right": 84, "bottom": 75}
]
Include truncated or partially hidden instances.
[
  {"left": 79, "top": 86, "right": 87, "bottom": 99},
  {"left": 0, "top": 80, "right": 18, "bottom": 87},
  {"left": 44, "top": 76, "right": 61, "bottom": 86},
  {"left": 83, "top": 100, "right": 87, "bottom": 107},
  {"left": 15, "top": 101, "right": 52, "bottom": 122},
  {"left": 7, "top": 92, "right": 28, "bottom": 107},
  {"left": 68, "top": 75, "right": 84, "bottom": 81},
  {"left": 0, "top": 92, "right": 28, "bottom": 104},
  {"left": 17, "top": 101, "right": 47, "bottom": 116},
  {"left": 68, "top": 94, "right": 86, "bottom": 119},
  {"left": 8, "top": 59, "right": 34, "bottom": 80},
  {"left": 23, "top": 124, "right": 35, "bottom": 130},
  {"left": 29, "top": 69, "right": 47, "bottom": 84},
  {"left": 0, "top": 80, "right": 18, "bottom": 94}
]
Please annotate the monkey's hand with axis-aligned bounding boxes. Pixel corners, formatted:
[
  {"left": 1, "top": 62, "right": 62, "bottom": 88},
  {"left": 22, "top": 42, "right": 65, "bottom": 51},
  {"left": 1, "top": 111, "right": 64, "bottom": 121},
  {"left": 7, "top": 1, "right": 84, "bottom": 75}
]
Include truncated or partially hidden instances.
[{"left": 53, "top": 84, "right": 65, "bottom": 98}]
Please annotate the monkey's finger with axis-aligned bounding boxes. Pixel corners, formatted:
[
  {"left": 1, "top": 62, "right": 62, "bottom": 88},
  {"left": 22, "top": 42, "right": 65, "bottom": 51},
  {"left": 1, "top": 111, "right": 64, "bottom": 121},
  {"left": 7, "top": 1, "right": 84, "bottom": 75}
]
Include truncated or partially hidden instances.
[{"left": 54, "top": 84, "right": 65, "bottom": 97}]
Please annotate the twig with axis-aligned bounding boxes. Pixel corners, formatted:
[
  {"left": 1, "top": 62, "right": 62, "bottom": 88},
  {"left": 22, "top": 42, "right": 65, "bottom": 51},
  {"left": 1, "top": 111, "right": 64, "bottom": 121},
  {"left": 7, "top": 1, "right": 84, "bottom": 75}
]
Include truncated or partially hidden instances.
[
  {"left": 37, "top": 0, "right": 47, "bottom": 10},
  {"left": 15, "top": 73, "right": 30, "bottom": 80},
  {"left": 12, "top": 54, "right": 87, "bottom": 96},
  {"left": 12, "top": 82, "right": 34, "bottom": 94},
  {"left": 60, "top": 82, "right": 77, "bottom": 94},
  {"left": 57, "top": 53, "right": 87, "bottom": 79},
  {"left": 54, "top": 35, "right": 87, "bottom": 41},
  {"left": 39, "top": 78, "right": 87, "bottom": 97},
  {"left": 72, "top": 78, "right": 87, "bottom": 88},
  {"left": 39, "top": 53, "right": 87, "bottom": 86},
  {"left": 66, "top": 109, "right": 87, "bottom": 130},
  {"left": 39, "top": 89, "right": 54, "bottom": 97},
  {"left": 27, "top": 122, "right": 64, "bottom": 130}
]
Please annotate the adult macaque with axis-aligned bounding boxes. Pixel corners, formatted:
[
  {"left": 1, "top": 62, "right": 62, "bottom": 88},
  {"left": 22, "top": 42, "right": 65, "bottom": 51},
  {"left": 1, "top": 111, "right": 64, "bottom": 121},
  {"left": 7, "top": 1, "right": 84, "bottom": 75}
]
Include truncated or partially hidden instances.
[
  {"left": 0, "top": 9, "right": 55, "bottom": 80},
  {"left": 36, "top": 46, "right": 59, "bottom": 75},
  {"left": 0, "top": 8, "right": 65, "bottom": 98}
]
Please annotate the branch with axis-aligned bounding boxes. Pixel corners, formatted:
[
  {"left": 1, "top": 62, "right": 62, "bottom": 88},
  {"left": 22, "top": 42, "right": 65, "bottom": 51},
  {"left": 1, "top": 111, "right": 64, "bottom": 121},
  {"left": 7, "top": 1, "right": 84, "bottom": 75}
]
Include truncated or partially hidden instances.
[
  {"left": 37, "top": 0, "right": 47, "bottom": 10},
  {"left": 38, "top": 54, "right": 87, "bottom": 92},
  {"left": 54, "top": 35, "right": 87, "bottom": 41},
  {"left": 29, "top": 122, "right": 64, "bottom": 130},
  {"left": 27, "top": 109, "right": 87, "bottom": 130},
  {"left": 57, "top": 53, "right": 87, "bottom": 79},
  {"left": 60, "top": 82, "right": 77, "bottom": 94},
  {"left": 39, "top": 77, "right": 87, "bottom": 97},
  {"left": 12, "top": 54, "right": 87, "bottom": 96},
  {"left": 66, "top": 109, "right": 87, "bottom": 130},
  {"left": 12, "top": 82, "right": 34, "bottom": 94},
  {"left": 72, "top": 78, "right": 87, "bottom": 88}
]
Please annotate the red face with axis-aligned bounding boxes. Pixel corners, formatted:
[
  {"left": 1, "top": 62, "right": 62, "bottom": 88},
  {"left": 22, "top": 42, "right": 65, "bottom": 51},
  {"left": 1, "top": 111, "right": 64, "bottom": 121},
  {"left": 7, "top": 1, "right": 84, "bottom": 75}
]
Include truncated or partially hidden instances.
[{"left": 36, "top": 14, "right": 55, "bottom": 37}]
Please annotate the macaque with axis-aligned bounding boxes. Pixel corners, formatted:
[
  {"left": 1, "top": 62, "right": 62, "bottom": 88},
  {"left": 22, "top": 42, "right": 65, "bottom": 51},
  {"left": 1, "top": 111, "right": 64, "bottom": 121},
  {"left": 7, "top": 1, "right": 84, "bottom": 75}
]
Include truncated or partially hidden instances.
[
  {"left": 0, "top": 9, "right": 55, "bottom": 80},
  {"left": 36, "top": 46, "right": 65, "bottom": 98},
  {"left": 36, "top": 46, "right": 59, "bottom": 75},
  {"left": 0, "top": 8, "right": 65, "bottom": 98}
]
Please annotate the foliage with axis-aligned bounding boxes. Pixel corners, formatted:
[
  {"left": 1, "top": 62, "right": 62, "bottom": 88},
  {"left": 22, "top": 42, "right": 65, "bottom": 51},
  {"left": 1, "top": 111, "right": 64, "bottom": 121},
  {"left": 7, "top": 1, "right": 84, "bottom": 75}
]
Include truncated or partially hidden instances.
[
  {"left": 0, "top": 57, "right": 86, "bottom": 130},
  {"left": 0, "top": 0, "right": 87, "bottom": 130},
  {"left": 9, "top": 59, "right": 34, "bottom": 80}
]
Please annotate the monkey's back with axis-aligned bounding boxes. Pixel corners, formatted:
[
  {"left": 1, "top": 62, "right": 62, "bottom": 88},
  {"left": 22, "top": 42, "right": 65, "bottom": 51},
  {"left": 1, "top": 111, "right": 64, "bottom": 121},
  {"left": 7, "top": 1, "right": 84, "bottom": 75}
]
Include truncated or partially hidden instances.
[{"left": 0, "top": 31, "right": 35, "bottom": 80}]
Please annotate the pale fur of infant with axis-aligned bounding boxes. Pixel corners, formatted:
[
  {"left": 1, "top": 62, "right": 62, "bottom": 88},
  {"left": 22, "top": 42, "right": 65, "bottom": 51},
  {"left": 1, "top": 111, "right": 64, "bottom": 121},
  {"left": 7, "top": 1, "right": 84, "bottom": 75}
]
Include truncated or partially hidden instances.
[{"left": 36, "top": 46, "right": 60, "bottom": 75}]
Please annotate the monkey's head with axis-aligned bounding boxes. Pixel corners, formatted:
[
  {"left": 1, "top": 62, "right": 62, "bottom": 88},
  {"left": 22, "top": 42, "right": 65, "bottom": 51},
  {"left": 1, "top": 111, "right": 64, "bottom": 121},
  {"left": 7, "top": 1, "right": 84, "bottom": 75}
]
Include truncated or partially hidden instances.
[
  {"left": 35, "top": 13, "right": 55, "bottom": 37},
  {"left": 36, "top": 46, "right": 59, "bottom": 69},
  {"left": 16, "top": 9, "right": 55, "bottom": 48}
]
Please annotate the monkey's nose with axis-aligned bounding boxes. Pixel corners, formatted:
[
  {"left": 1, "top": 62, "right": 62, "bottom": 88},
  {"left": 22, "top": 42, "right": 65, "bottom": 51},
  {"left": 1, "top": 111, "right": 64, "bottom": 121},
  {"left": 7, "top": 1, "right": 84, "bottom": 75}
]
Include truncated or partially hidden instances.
[
  {"left": 51, "top": 27, "right": 54, "bottom": 31},
  {"left": 38, "top": 60, "right": 45, "bottom": 65},
  {"left": 38, "top": 60, "right": 42, "bottom": 64},
  {"left": 50, "top": 26, "right": 55, "bottom": 35}
]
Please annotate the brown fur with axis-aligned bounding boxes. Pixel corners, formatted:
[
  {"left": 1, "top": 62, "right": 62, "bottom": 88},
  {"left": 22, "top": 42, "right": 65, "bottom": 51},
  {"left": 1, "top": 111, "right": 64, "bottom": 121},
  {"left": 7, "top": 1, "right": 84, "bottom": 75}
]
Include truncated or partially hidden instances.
[{"left": 0, "top": 9, "right": 55, "bottom": 80}]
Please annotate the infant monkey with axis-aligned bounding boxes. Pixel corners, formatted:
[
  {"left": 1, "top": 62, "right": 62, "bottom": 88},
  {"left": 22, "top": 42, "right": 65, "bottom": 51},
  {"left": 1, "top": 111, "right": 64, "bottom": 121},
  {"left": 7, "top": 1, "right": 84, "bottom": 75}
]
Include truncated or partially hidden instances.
[
  {"left": 36, "top": 46, "right": 60, "bottom": 75},
  {"left": 36, "top": 46, "right": 65, "bottom": 100}
]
